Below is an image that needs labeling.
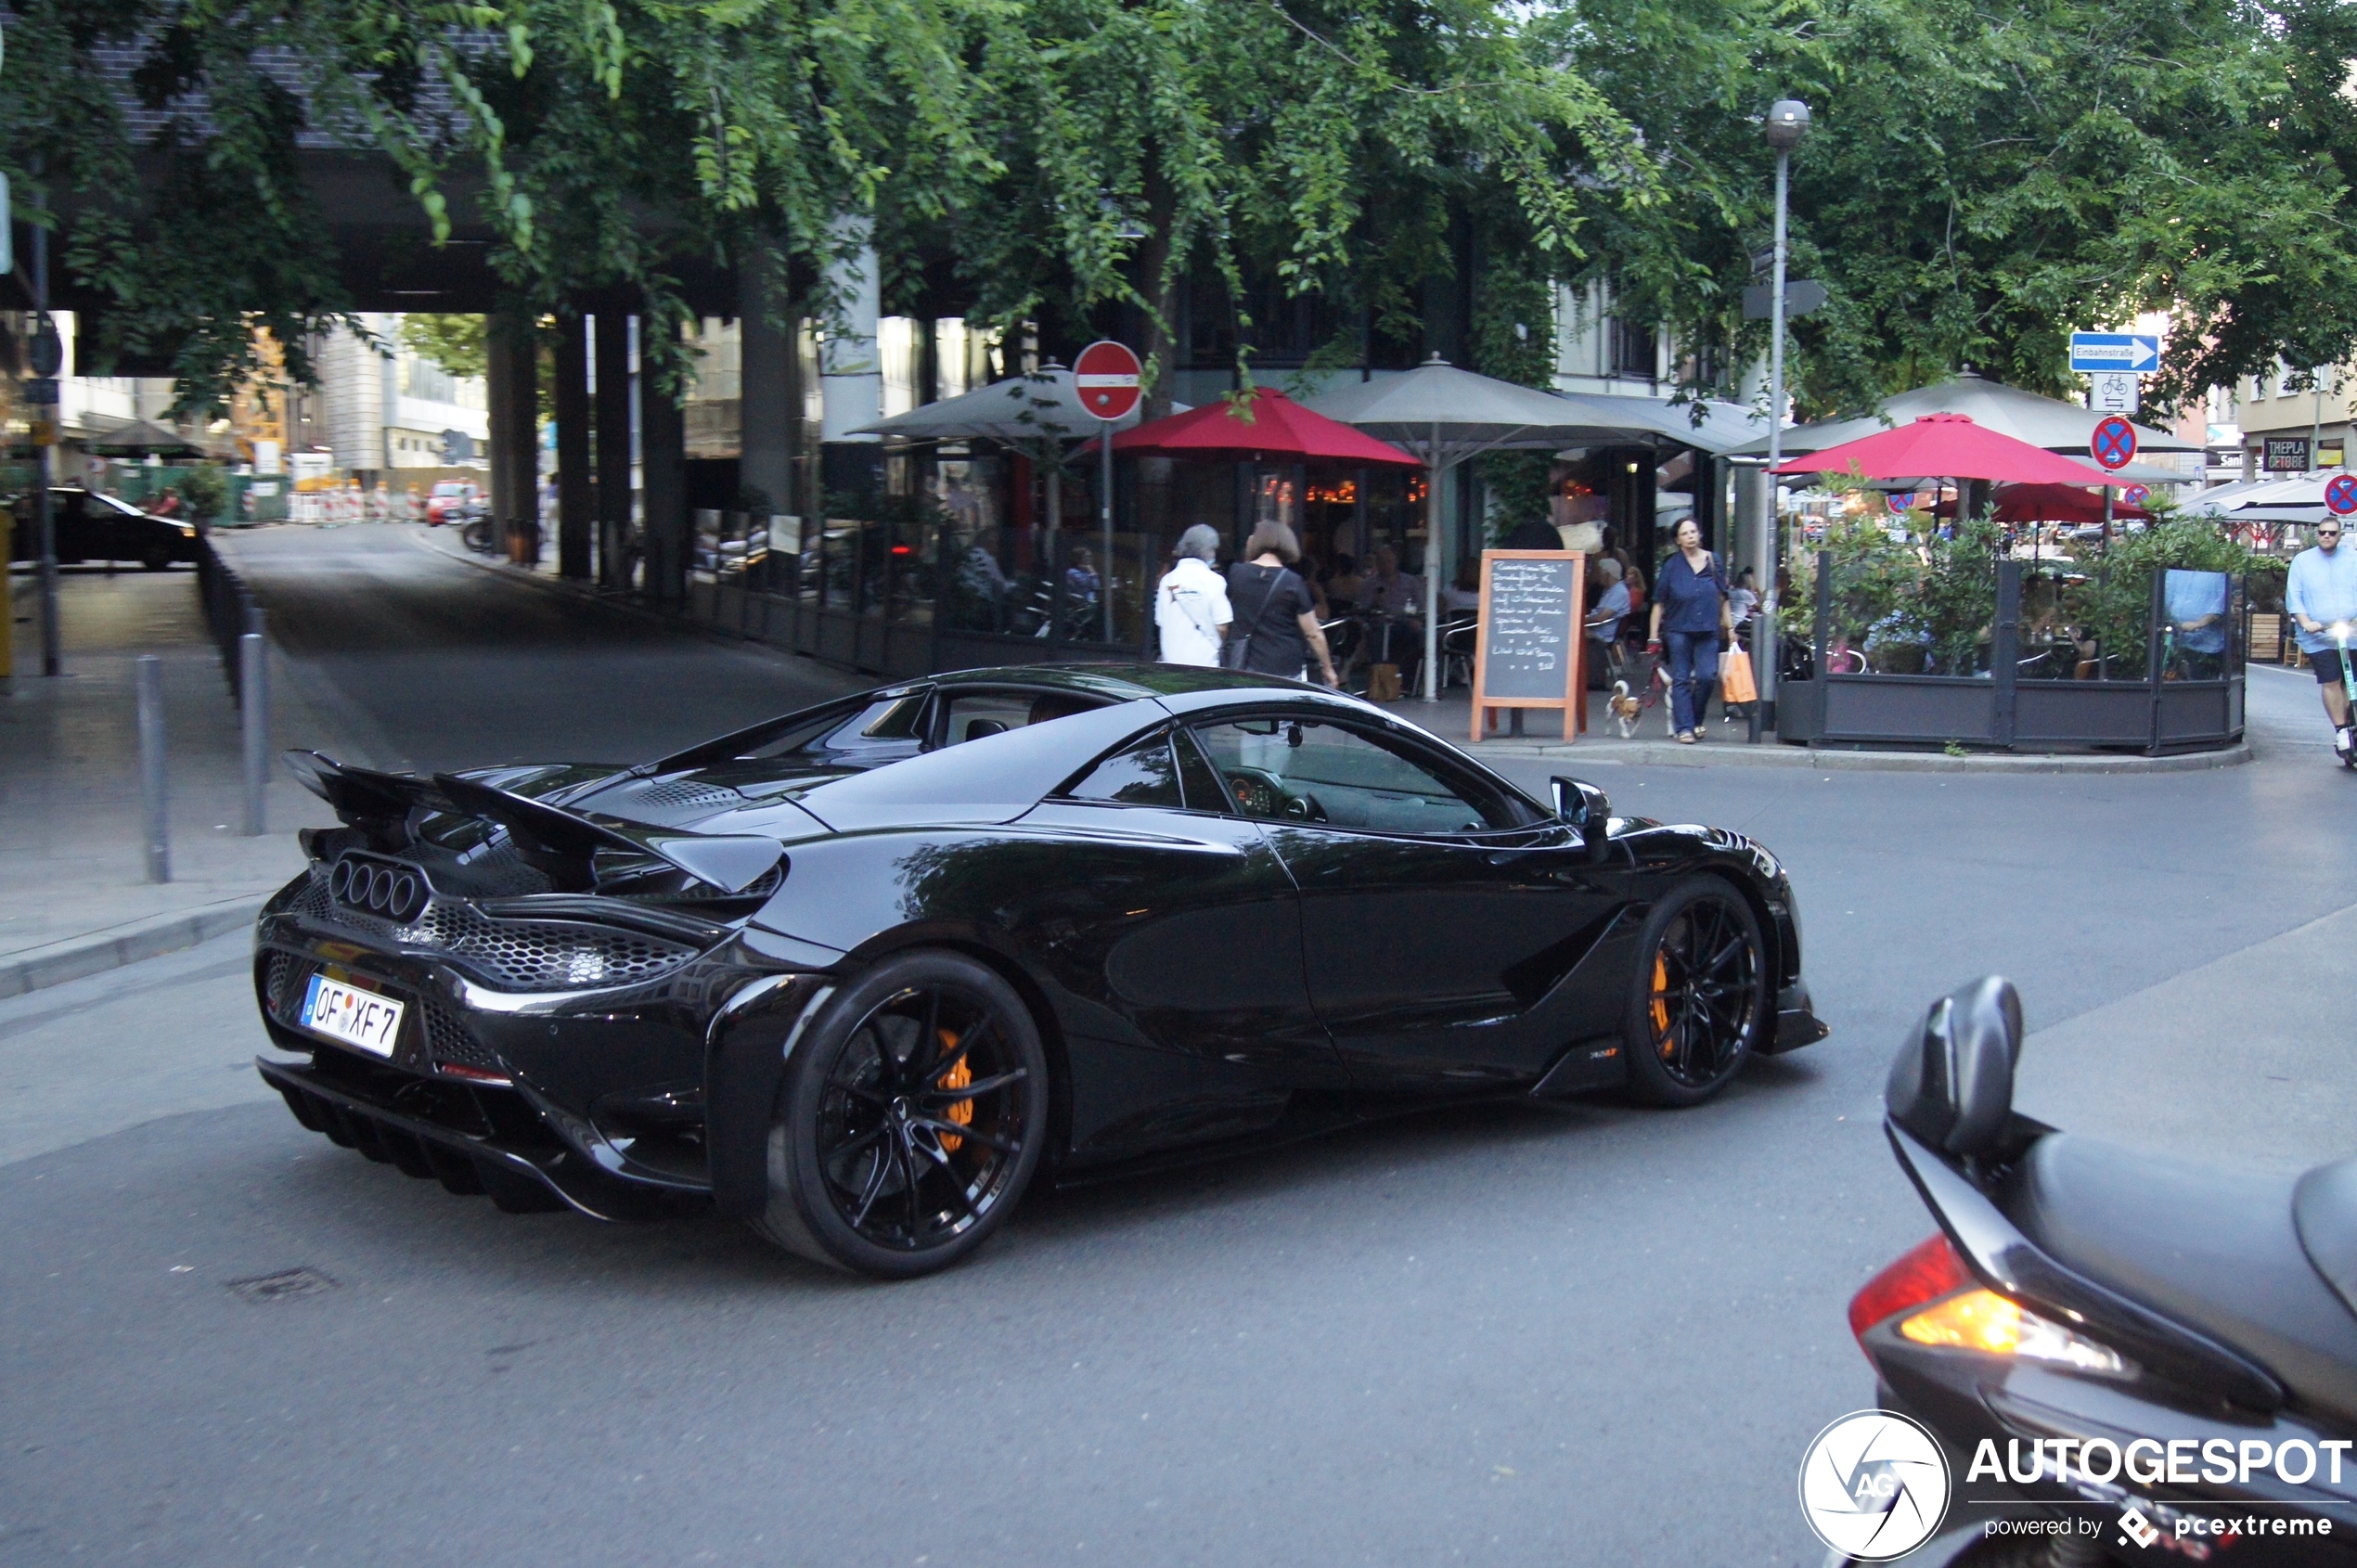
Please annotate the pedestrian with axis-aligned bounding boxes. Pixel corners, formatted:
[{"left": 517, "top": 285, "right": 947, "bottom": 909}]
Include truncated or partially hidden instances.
[
  {"left": 1227, "top": 521, "right": 1338, "bottom": 686},
  {"left": 1645, "top": 517, "right": 1734, "bottom": 744},
  {"left": 2286, "top": 519, "right": 2357, "bottom": 755},
  {"left": 1154, "top": 524, "right": 1231, "bottom": 667}
]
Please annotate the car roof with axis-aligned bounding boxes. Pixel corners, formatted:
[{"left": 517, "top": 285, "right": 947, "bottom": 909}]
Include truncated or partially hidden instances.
[
  {"left": 926, "top": 663, "right": 1325, "bottom": 700},
  {"left": 786, "top": 677, "right": 1513, "bottom": 833}
]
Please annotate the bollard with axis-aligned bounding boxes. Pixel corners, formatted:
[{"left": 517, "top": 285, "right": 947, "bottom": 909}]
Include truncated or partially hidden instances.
[
  {"left": 136, "top": 654, "right": 170, "bottom": 883},
  {"left": 240, "top": 631, "right": 268, "bottom": 836}
]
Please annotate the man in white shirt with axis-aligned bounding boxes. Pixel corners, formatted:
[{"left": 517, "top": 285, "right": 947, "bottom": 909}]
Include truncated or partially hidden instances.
[{"left": 1155, "top": 525, "right": 1231, "bottom": 666}]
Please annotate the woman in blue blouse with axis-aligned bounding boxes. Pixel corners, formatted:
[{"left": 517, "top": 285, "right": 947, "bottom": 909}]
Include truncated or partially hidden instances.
[{"left": 1644, "top": 517, "right": 1735, "bottom": 743}]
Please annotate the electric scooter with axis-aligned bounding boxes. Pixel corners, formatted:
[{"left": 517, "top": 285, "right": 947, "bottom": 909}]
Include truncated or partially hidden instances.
[{"left": 2331, "top": 623, "right": 2357, "bottom": 769}]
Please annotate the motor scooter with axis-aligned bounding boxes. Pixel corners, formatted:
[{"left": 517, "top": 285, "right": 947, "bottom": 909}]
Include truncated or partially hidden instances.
[{"left": 1835, "top": 976, "right": 2357, "bottom": 1565}]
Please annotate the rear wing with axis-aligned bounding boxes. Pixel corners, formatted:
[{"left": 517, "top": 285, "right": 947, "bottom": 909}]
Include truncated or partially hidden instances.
[{"left": 283, "top": 752, "right": 785, "bottom": 894}]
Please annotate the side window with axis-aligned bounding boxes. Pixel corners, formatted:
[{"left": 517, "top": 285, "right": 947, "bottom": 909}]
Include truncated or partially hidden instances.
[
  {"left": 1190, "top": 715, "right": 1526, "bottom": 833},
  {"left": 1061, "top": 731, "right": 1185, "bottom": 809},
  {"left": 937, "top": 689, "right": 1109, "bottom": 747},
  {"left": 1172, "top": 726, "right": 1232, "bottom": 813}
]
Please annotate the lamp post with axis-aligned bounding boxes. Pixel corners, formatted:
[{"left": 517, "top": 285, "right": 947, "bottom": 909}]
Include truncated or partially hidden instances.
[{"left": 1752, "top": 97, "right": 1810, "bottom": 743}]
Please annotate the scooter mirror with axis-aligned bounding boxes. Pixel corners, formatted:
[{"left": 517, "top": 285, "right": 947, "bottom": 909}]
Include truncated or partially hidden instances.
[{"left": 1887, "top": 975, "right": 2023, "bottom": 1158}]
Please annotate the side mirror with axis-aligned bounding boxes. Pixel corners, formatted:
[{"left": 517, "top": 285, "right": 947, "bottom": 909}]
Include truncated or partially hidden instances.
[
  {"left": 1551, "top": 776, "right": 1610, "bottom": 836},
  {"left": 1887, "top": 975, "right": 2023, "bottom": 1158}
]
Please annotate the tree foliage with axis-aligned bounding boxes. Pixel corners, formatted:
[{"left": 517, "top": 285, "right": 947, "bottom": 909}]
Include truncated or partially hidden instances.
[{"left": 6, "top": 0, "right": 2357, "bottom": 424}]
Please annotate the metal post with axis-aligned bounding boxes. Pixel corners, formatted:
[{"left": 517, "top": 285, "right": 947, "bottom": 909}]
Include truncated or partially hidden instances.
[
  {"left": 1423, "top": 431, "right": 1441, "bottom": 701},
  {"left": 136, "top": 655, "right": 169, "bottom": 883},
  {"left": 240, "top": 631, "right": 267, "bottom": 835},
  {"left": 1101, "top": 430, "right": 1115, "bottom": 644},
  {"left": 1752, "top": 145, "right": 1792, "bottom": 743},
  {"left": 33, "top": 173, "right": 59, "bottom": 679}
]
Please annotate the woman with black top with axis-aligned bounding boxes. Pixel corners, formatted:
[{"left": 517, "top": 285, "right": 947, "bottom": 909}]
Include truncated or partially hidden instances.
[
  {"left": 1226, "top": 521, "right": 1339, "bottom": 686},
  {"left": 1644, "top": 516, "right": 1734, "bottom": 743}
]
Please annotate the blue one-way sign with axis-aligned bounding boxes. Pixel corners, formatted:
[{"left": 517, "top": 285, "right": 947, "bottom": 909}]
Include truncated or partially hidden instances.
[{"left": 2069, "top": 332, "right": 2160, "bottom": 372}]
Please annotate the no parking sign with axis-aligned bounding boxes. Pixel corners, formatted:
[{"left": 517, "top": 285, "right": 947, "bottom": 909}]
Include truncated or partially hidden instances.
[{"left": 2327, "top": 474, "right": 2357, "bottom": 516}]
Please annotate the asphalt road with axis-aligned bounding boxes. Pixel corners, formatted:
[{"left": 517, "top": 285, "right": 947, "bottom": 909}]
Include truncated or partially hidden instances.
[{"left": 6, "top": 525, "right": 2354, "bottom": 1568}]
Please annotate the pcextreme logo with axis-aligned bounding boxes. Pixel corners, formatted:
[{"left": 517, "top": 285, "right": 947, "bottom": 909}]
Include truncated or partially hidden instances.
[{"left": 1798, "top": 1409, "right": 1952, "bottom": 1562}]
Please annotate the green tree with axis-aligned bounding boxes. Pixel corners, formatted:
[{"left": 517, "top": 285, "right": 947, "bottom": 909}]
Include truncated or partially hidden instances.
[{"left": 397, "top": 315, "right": 487, "bottom": 381}]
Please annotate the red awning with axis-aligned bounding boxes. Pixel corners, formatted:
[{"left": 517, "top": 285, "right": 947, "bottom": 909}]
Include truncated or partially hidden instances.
[
  {"left": 1774, "top": 414, "right": 2122, "bottom": 486},
  {"left": 1100, "top": 387, "right": 1422, "bottom": 467},
  {"left": 1928, "top": 482, "right": 2151, "bottom": 525}
]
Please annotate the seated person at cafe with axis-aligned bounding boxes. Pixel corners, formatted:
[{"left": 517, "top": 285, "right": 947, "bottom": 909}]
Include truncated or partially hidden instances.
[
  {"left": 1324, "top": 552, "right": 1365, "bottom": 604},
  {"left": 1356, "top": 545, "right": 1425, "bottom": 617},
  {"left": 1585, "top": 558, "right": 1631, "bottom": 687},
  {"left": 1355, "top": 544, "right": 1427, "bottom": 685},
  {"left": 2165, "top": 568, "right": 2230, "bottom": 679}
]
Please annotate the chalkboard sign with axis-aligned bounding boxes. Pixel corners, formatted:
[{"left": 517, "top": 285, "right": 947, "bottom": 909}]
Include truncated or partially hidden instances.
[{"left": 1470, "top": 550, "right": 1588, "bottom": 742}]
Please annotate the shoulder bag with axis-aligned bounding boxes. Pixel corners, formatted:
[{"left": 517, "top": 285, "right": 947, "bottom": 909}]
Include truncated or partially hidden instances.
[{"left": 1220, "top": 566, "right": 1295, "bottom": 671}]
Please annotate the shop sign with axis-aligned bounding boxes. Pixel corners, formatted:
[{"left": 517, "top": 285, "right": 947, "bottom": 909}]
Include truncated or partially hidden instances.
[{"left": 2264, "top": 436, "right": 2312, "bottom": 472}]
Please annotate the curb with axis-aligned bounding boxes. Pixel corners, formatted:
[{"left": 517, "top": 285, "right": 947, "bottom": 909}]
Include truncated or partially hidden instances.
[
  {"left": 1450, "top": 737, "right": 2255, "bottom": 774},
  {"left": 0, "top": 897, "right": 264, "bottom": 1001}
]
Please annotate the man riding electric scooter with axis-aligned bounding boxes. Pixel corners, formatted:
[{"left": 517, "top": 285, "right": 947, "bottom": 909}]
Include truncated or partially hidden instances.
[{"left": 2286, "top": 518, "right": 2357, "bottom": 760}]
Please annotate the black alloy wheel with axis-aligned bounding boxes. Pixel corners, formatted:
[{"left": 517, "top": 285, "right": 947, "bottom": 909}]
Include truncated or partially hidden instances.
[
  {"left": 1621, "top": 879, "right": 1767, "bottom": 1107},
  {"left": 755, "top": 949, "right": 1048, "bottom": 1278},
  {"left": 141, "top": 545, "right": 174, "bottom": 572}
]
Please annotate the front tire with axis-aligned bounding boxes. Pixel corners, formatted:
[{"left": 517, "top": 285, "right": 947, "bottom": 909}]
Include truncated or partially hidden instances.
[
  {"left": 752, "top": 950, "right": 1049, "bottom": 1278},
  {"left": 1621, "top": 879, "right": 1767, "bottom": 1107}
]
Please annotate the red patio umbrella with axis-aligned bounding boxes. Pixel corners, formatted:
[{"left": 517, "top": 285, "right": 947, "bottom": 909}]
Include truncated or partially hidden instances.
[
  {"left": 1101, "top": 386, "right": 1422, "bottom": 467},
  {"left": 1772, "top": 413, "right": 2122, "bottom": 486},
  {"left": 1928, "top": 483, "right": 2151, "bottom": 525}
]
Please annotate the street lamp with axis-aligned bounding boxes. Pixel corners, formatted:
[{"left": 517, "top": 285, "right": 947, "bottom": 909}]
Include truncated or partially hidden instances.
[{"left": 1752, "top": 97, "right": 1810, "bottom": 743}]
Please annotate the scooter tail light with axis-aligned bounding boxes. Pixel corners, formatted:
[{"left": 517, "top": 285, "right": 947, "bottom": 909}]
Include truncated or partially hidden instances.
[{"left": 1848, "top": 1232, "right": 1972, "bottom": 1346}]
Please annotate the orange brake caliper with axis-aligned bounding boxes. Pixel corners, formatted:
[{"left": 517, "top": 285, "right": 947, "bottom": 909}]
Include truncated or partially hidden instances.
[
  {"left": 1650, "top": 952, "right": 1672, "bottom": 1052},
  {"left": 936, "top": 1028, "right": 974, "bottom": 1152}
]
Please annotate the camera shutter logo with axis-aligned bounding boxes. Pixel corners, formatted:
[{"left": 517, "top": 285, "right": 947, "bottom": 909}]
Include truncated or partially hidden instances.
[{"left": 1797, "top": 1409, "right": 1951, "bottom": 1561}]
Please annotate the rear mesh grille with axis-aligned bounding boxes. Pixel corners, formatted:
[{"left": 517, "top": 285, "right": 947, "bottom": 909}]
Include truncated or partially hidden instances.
[
  {"left": 290, "top": 870, "right": 699, "bottom": 992},
  {"left": 264, "top": 952, "right": 310, "bottom": 1018},
  {"left": 419, "top": 997, "right": 502, "bottom": 1071}
]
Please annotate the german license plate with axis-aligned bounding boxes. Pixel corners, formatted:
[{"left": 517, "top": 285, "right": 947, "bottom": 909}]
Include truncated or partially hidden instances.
[{"left": 298, "top": 973, "right": 406, "bottom": 1058}]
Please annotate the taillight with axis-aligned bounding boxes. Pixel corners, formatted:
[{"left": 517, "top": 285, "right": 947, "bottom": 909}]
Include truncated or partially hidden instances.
[
  {"left": 1850, "top": 1233, "right": 2133, "bottom": 1377},
  {"left": 1848, "top": 1232, "right": 1971, "bottom": 1346}
]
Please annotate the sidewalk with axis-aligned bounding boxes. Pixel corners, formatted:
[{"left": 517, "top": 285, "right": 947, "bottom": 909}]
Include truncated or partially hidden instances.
[{"left": 0, "top": 565, "right": 347, "bottom": 996}]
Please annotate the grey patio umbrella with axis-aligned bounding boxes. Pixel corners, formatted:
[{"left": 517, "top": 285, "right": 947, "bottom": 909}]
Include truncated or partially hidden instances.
[
  {"left": 1734, "top": 370, "right": 2200, "bottom": 457},
  {"left": 852, "top": 367, "right": 1173, "bottom": 444},
  {"left": 852, "top": 369, "right": 1184, "bottom": 594},
  {"left": 81, "top": 418, "right": 209, "bottom": 457},
  {"left": 1302, "top": 357, "right": 1633, "bottom": 700}
]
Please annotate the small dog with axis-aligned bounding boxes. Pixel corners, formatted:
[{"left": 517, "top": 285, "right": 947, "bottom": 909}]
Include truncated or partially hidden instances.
[{"left": 1608, "top": 679, "right": 1643, "bottom": 739}]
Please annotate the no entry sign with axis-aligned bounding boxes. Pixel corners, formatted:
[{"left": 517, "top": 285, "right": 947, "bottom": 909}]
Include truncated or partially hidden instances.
[
  {"left": 2327, "top": 474, "right": 2357, "bottom": 516},
  {"left": 2091, "top": 416, "right": 2137, "bottom": 470},
  {"left": 1075, "top": 341, "right": 1142, "bottom": 421}
]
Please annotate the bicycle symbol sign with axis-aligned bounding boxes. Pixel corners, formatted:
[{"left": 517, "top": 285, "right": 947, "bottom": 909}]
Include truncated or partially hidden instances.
[
  {"left": 2091, "top": 417, "right": 2137, "bottom": 470},
  {"left": 2327, "top": 474, "right": 2357, "bottom": 516}
]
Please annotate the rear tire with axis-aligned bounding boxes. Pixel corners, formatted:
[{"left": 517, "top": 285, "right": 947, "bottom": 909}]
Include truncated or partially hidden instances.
[
  {"left": 751, "top": 949, "right": 1048, "bottom": 1278},
  {"left": 1621, "top": 878, "right": 1767, "bottom": 1107}
]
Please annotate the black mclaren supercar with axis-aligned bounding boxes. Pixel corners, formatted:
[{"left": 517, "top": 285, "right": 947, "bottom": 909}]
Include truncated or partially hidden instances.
[{"left": 254, "top": 663, "right": 1827, "bottom": 1277}]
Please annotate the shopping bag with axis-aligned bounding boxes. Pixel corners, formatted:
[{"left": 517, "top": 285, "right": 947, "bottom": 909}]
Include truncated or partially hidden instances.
[
  {"left": 1367, "top": 663, "right": 1403, "bottom": 702},
  {"left": 1719, "top": 648, "right": 1758, "bottom": 705}
]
